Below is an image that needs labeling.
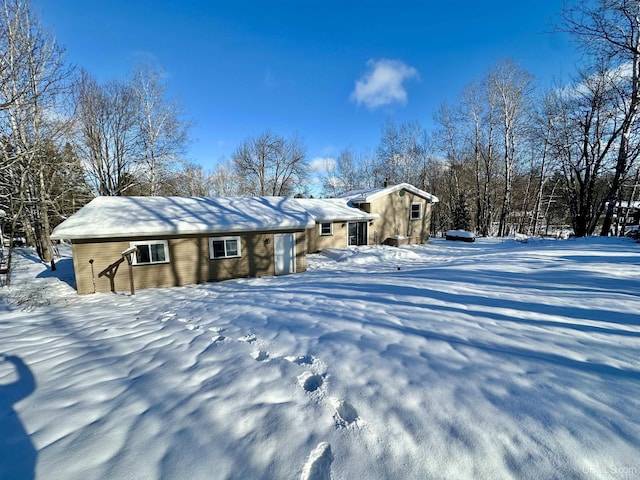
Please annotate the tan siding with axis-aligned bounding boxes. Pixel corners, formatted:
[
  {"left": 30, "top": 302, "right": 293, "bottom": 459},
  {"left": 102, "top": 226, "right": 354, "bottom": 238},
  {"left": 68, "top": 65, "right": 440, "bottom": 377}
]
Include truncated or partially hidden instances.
[
  {"left": 295, "top": 231, "right": 307, "bottom": 273},
  {"left": 71, "top": 230, "right": 307, "bottom": 294},
  {"left": 72, "top": 241, "right": 135, "bottom": 294},
  {"left": 366, "top": 189, "right": 433, "bottom": 245},
  {"left": 306, "top": 222, "right": 349, "bottom": 252}
]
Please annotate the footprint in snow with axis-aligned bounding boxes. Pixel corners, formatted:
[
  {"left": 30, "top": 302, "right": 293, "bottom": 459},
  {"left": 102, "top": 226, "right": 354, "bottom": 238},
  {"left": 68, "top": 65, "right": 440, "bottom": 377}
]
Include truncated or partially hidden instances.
[
  {"left": 211, "top": 334, "right": 226, "bottom": 343},
  {"left": 251, "top": 350, "right": 270, "bottom": 362},
  {"left": 238, "top": 333, "right": 258, "bottom": 344},
  {"left": 284, "top": 354, "right": 315, "bottom": 366},
  {"left": 185, "top": 324, "right": 201, "bottom": 331},
  {"left": 298, "top": 371, "right": 324, "bottom": 393},
  {"left": 300, "top": 442, "right": 333, "bottom": 480},
  {"left": 330, "top": 398, "right": 359, "bottom": 427},
  {"left": 208, "top": 326, "right": 225, "bottom": 333}
]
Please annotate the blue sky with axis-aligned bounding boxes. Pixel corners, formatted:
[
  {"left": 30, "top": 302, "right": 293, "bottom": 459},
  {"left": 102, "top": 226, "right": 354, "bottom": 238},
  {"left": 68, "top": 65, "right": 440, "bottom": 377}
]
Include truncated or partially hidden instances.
[{"left": 33, "top": 1, "right": 579, "bottom": 174}]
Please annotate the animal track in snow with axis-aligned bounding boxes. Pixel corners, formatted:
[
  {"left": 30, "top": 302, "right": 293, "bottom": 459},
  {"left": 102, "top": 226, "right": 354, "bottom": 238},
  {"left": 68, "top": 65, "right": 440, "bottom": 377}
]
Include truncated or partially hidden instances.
[
  {"left": 300, "top": 442, "right": 333, "bottom": 480},
  {"left": 330, "top": 398, "right": 359, "bottom": 427},
  {"left": 298, "top": 371, "right": 324, "bottom": 393}
]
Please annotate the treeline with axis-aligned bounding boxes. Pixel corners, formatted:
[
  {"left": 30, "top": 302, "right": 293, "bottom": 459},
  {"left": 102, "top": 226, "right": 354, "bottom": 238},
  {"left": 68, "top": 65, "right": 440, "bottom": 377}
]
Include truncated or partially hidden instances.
[
  {"left": 208, "top": 1, "right": 640, "bottom": 239},
  {"left": 0, "top": 0, "right": 194, "bottom": 262},
  {"left": 2, "top": 0, "right": 640, "bottom": 265}
]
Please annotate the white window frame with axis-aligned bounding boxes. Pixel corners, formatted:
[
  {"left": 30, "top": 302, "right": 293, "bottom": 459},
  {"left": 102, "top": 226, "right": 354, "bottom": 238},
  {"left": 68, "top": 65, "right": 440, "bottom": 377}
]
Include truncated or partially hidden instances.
[
  {"left": 319, "top": 222, "right": 333, "bottom": 236},
  {"left": 209, "top": 236, "right": 242, "bottom": 259},
  {"left": 130, "top": 240, "right": 170, "bottom": 265},
  {"left": 410, "top": 202, "right": 423, "bottom": 220}
]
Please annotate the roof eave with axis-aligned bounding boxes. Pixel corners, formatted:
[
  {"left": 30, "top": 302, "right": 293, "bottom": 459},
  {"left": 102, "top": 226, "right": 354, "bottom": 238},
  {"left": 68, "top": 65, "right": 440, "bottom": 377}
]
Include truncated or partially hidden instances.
[{"left": 51, "top": 222, "right": 315, "bottom": 241}]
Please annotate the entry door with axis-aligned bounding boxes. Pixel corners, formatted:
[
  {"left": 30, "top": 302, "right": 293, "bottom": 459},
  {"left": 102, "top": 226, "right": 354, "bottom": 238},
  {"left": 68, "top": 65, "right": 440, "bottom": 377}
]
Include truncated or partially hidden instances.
[
  {"left": 348, "top": 222, "right": 368, "bottom": 246},
  {"left": 274, "top": 233, "right": 296, "bottom": 275}
]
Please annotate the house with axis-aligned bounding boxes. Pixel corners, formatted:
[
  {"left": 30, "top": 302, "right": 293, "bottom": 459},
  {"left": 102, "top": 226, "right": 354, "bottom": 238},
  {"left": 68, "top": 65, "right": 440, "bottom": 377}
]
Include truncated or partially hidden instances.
[
  {"left": 51, "top": 183, "right": 439, "bottom": 295},
  {"left": 612, "top": 200, "right": 640, "bottom": 227},
  {"left": 338, "top": 183, "right": 439, "bottom": 246},
  {"left": 293, "top": 198, "right": 379, "bottom": 253},
  {"left": 50, "top": 196, "right": 314, "bottom": 295}
]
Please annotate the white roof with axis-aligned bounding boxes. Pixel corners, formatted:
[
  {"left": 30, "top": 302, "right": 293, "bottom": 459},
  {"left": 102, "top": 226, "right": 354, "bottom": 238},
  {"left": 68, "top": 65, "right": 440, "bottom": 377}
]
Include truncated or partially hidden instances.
[
  {"left": 338, "top": 183, "right": 439, "bottom": 204},
  {"left": 294, "top": 198, "right": 378, "bottom": 222},
  {"left": 51, "top": 196, "right": 316, "bottom": 240}
]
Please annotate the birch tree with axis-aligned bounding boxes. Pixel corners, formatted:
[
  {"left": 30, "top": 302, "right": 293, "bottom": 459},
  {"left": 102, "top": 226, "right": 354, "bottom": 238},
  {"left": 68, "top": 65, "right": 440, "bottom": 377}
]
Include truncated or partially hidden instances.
[
  {"left": 0, "top": 0, "right": 73, "bottom": 262},
  {"left": 488, "top": 60, "right": 534, "bottom": 236},
  {"left": 132, "top": 64, "right": 190, "bottom": 196}
]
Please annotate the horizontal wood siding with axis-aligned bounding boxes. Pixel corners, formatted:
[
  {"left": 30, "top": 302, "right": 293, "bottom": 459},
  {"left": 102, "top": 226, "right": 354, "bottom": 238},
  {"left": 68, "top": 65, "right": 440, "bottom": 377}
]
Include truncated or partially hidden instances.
[
  {"left": 295, "top": 231, "right": 307, "bottom": 273},
  {"left": 366, "top": 190, "right": 433, "bottom": 245},
  {"left": 72, "top": 230, "right": 307, "bottom": 294},
  {"left": 306, "top": 222, "right": 349, "bottom": 252}
]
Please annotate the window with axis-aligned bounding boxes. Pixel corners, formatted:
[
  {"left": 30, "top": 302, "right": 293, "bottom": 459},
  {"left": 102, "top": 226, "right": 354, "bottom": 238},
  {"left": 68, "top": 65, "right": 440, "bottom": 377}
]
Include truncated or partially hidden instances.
[
  {"left": 131, "top": 240, "right": 169, "bottom": 265},
  {"left": 319, "top": 222, "right": 333, "bottom": 236},
  {"left": 209, "top": 236, "right": 241, "bottom": 259},
  {"left": 410, "top": 202, "right": 422, "bottom": 220}
]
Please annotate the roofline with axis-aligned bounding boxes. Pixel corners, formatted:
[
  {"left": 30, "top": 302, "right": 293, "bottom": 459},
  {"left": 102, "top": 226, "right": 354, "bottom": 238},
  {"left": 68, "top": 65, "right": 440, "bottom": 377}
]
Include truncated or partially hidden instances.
[
  {"left": 346, "top": 183, "right": 439, "bottom": 204},
  {"left": 368, "top": 183, "right": 439, "bottom": 203},
  {"left": 308, "top": 213, "right": 379, "bottom": 222},
  {"left": 51, "top": 222, "right": 315, "bottom": 241}
]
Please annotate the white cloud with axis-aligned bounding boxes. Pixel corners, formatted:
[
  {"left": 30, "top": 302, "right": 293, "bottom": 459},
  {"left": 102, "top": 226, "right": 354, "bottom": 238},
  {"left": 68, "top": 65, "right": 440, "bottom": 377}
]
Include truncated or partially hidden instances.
[
  {"left": 350, "top": 59, "right": 419, "bottom": 110},
  {"left": 309, "top": 156, "right": 336, "bottom": 173}
]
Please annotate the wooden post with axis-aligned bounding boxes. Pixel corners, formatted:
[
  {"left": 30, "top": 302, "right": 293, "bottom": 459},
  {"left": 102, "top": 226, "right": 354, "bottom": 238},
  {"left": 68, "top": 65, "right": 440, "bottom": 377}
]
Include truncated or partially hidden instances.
[
  {"left": 126, "top": 255, "right": 135, "bottom": 295},
  {"left": 121, "top": 247, "right": 138, "bottom": 296}
]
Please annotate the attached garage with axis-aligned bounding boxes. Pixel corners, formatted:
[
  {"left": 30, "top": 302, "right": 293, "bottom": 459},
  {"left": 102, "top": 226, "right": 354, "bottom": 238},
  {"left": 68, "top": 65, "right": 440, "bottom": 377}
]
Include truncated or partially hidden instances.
[{"left": 51, "top": 196, "right": 314, "bottom": 294}]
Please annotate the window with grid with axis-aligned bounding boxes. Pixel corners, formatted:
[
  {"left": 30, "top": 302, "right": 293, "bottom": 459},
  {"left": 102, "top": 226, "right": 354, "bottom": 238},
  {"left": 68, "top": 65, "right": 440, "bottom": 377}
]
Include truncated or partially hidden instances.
[
  {"left": 410, "top": 202, "right": 422, "bottom": 220},
  {"left": 131, "top": 240, "right": 169, "bottom": 265},
  {"left": 209, "top": 236, "right": 241, "bottom": 259},
  {"left": 320, "top": 222, "right": 333, "bottom": 236}
]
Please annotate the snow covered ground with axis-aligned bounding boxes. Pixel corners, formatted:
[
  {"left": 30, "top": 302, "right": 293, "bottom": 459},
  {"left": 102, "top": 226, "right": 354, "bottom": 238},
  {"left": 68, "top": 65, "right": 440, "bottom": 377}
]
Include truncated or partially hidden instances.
[{"left": 1, "top": 237, "right": 640, "bottom": 480}]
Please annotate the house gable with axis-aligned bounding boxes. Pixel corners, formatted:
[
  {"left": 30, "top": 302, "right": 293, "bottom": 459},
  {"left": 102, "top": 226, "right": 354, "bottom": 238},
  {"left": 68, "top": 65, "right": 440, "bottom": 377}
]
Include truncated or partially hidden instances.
[{"left": 338, "top": 183, "right": 438, "bottom": 245}]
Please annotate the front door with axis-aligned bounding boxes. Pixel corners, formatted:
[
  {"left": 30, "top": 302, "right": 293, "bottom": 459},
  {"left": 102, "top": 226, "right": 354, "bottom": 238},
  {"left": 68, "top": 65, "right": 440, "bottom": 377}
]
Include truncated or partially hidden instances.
[
  {"left": 274, "top": 233, "right": 296, "bottom": 275},
  {"left": 348, "top": 222, "right": 368, "bottom": 246}
]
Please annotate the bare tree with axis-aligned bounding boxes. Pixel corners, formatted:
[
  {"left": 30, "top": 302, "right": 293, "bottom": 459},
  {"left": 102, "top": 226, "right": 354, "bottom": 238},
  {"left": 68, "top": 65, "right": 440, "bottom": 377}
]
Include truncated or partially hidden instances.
[
  {"left": 488, "top": 60, "right": 535, "bottom": 236},
  {"left": 0, "top": 0, "right": 73, "bottom": 262},
  {"left": 376, "top": 120, "right": 429, "bottom": 187},
  {"left": 563, "top": 0, "right": 640, "bottom": 235},
  {"left": 132, "top": 64, "right": 190, "bottom": 196},
  {"left": 434, "top": 102, "right": 465, "bottom": 230},
  {"left": 208, "top": 160, "right": 242, "bottom": 196},
  {"left": 232, "top": 131, "right": 308, "bottom": 196},
  {"left": 74, "top": 71, "right": 138, "bottom": 196},
  {"left": 321, "top": 149, "right": 358, "bottom": 196},
  {"left": 546, "top": 66, "right": 621, "bottom": 236},
  {"left": 455, "top": 80, "right": 501, "bottom": 236}
]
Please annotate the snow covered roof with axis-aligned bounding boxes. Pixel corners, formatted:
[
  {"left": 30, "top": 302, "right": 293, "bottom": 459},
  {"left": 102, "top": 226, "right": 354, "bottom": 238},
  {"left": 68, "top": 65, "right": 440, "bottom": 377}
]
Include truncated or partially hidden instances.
[
  {"left": 294, "top": 198, "right": 379, "bottom": 222},
  {"left": 51, "top": 196, "right": 316, "bottom": 240},
  {"left": 338, "top": 183, "right": 439, "bottom": 204}
]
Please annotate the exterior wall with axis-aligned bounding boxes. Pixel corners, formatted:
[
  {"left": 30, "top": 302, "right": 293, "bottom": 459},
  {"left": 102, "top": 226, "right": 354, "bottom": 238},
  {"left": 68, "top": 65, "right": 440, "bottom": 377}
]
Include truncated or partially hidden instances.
[
  {"left": 365, "top": 189, "right": 433, "bottom": 245},
  {"left": 306, "top": 222, "right": 349, "bottom": 252},
  {"left": 294, "top": 231, "right": 307, "bottom": 273},
  {"left": 71, "top": 230, "right": 306, "bottom": 295}
]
